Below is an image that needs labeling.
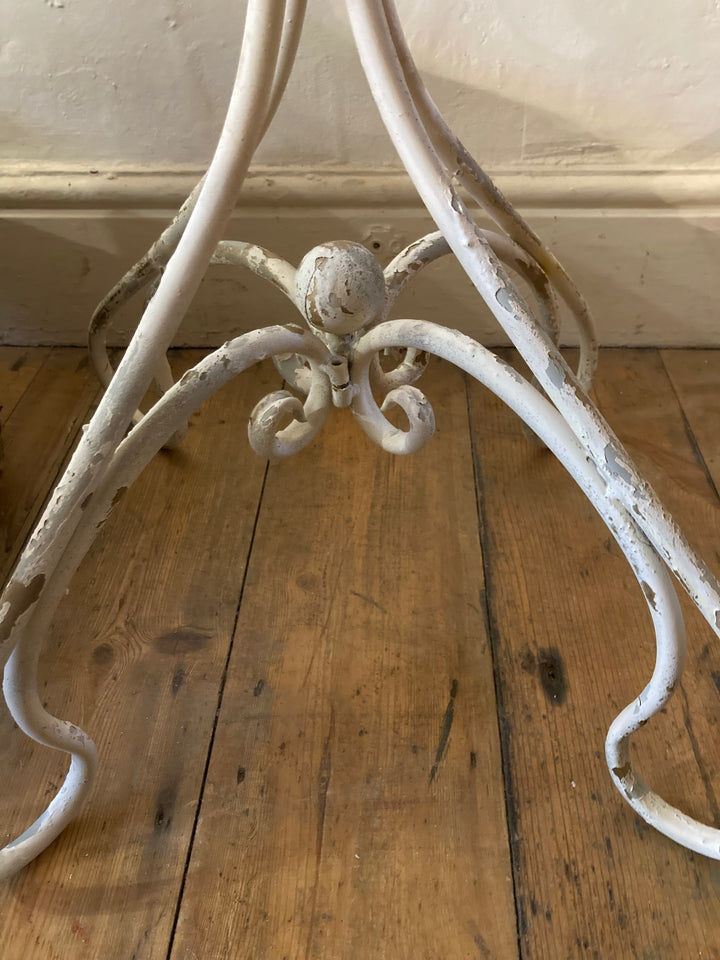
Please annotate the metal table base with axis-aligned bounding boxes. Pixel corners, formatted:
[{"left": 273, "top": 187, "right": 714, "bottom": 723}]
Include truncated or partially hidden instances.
[{"left": 2, "top": 0, "right": 719, "bottom": 880}]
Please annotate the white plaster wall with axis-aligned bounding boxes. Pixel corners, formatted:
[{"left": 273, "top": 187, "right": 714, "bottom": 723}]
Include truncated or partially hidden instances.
[
  {"left": 2, "top": 0, "right": 720, "bottom": 169},
  {"left": 4, "top": 1, "right": 720, "bottom": 348}
]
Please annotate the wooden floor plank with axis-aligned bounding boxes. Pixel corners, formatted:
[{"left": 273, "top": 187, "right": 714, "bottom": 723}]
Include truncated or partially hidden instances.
[
  {"left": 660, "top": 349, "right": 720, "bottom": 492},
  {"left": 0, "top": 353, "right": 274, "bottom": 960},
  {"left": 591, "top": 349, "right": 720, "bottom": 833},
  {"left": 0, "top": 346, "right": 53, "bottom": 427},
  {"left": 0, "top": 348, "right": 98, "bottom": 584},
  {"left": 170, "top": 359, "right": 520, "bottom": 960},
  {"left": 468, "top": 348, "right": 720, "bottom": 960},
  {"left": 5, "top": 346, "right": 720, "bottom": 959}
]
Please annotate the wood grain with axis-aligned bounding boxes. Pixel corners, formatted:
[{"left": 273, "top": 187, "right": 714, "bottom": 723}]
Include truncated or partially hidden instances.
[
  {"left": 5, "top": 347, "right": 720, "bottom": 958},
  {"left": 0, "top": 347, "right": 52, "bottom": 427},
  {"left": 660, "top": 349, "right": 720, "bottom": 493},
  {"left": 0, "top": 348, "right": 98, "bottom": 584},
  {"left": 467, "top": 348, "right": 720, "bottom": 960},
  {"left": 0, "top": 353, "right": 274, "bottom": 960},
  {"left": 170, "top": 359, "right": 519, "bottom": 960}
]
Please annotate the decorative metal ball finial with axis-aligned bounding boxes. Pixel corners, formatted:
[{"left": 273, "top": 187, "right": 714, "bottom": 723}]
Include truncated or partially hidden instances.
[{"left": 295, "top": 241, "right": 386, "bottom": 335}]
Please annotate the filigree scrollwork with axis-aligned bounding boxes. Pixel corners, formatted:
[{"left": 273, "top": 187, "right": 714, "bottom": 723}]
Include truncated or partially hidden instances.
[
  {"left": 370, "top": 347, "right": 428, "bottom": 393},
  {"left": 243, "top": 229, "right": 568, "bottom": 456},
  {"left": 88, "top": 221, "right": 574, "bottom": 462},
  {"left": 106, "top": 231, "right": 571, "bottom": 461},
  {"left": 247, "top": 355, "right": 333, "bottom": 458}
]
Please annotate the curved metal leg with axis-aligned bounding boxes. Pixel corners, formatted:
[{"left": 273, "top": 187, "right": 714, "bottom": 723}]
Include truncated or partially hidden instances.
[
  {"left": 376, "top": 0, "right": 598, "bottom": 390},
  {"left": 0, "top": 0, "right": 290, "bottom": 660},
  {"left": 0, "top": 0, "right": 292, "bottom": 877},
  {"left": 349, "top": 319, "right": 718, "bottom": 856},
  {"left": 0, "top": 324, "right": 330, "bottom": 879},
  {"left": 87, "top": 0, "right": 309, "bottom": 415},
  {"left": 347, "top": 0, "right": 720, "bottom": 617},
  {"left": 1, "top": 645, "right": 98, "bottom": 880},
  {"left": 346, "top": 0, "right": 720, "bottom": 854}
]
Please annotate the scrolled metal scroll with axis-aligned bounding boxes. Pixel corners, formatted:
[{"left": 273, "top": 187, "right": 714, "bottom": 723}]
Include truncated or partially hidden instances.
[
  {"left": 370, "top": 347, "right": 428, "bottom": 394},
  {"left": 248, "top": 356, "right": 333, "bottom": 458},
  {"left": 383, "top": 229, "right": 561, "bottom": 351}
]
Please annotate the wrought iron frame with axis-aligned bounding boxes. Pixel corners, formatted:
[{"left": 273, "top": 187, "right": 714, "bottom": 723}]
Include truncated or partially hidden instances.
[{"left": 2, "top": 0, "right": 720, "bottom": 880}]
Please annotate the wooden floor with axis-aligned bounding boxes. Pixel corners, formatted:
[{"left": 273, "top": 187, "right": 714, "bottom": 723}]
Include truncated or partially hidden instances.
[{"left": 1, "top": 346, "right": 720, "bottom": 959}]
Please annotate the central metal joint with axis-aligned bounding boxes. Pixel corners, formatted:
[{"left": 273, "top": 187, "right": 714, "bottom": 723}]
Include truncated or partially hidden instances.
[
  {"left": 322, "top": 355, "right": 353, "bottom": 408},
  {"left": 295, "top": 241, "right": 386, "bottom": 337}
]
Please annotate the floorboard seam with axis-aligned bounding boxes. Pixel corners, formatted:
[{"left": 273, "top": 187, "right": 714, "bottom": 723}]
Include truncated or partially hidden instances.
[
  {"left": 464, "top": 370, "right": 525, "bottom": 960},
  {"left": 658, "top": 349, "right": 720, "bottom": 505},
  {"left": 1, "top": 354, "right": 100, "bottom": 585},
  {"left": 164, "top": 455, "right": 272, "bottom": 960}
]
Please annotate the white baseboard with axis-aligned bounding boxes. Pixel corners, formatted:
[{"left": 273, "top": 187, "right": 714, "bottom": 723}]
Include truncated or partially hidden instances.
[{"left": 2, "top": 164, "right": 720, "bottom": 347}]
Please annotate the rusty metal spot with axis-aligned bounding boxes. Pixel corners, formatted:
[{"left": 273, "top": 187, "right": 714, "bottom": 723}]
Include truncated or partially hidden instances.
[
  {"left": 545, "top": 359, "right": 567, "bottom": 390},
  {"left": 604, "top": 444, "right": 632, "bottom": 483},
  {"left": 495, "top": 286, "right": 516, "bottom": 315}
]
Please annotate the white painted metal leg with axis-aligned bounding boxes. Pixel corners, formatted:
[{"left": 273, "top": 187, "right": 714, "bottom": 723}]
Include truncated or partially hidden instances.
[
  {"left": 346, "top": 0, "right": 720, "bottom": 854},
  {"left": 376, "top": 0, "right": 598, "bottom": 391},
  {"left": 3, "top": 0, "right": 720, "bottom": 880},
  {"left": 87, "top": 0, "right": 308, "bottom": 413},
  {"left": 0, "top": 0, "right": 291, "bottom": 879}
]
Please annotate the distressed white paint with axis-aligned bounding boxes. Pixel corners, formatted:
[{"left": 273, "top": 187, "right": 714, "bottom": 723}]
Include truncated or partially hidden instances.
[
  {"left": 3, "top": 0, "right": 720, "bottom": 882},
  {"left": 2, "top": 0, "right": 720, "bottom": 168}
]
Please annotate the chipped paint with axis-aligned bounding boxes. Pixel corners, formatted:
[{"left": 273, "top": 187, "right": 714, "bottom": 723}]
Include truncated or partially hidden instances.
[
  {"left": 640, "top": 581, "right": 658, "bottom": 611},
  {"left": 603, "top": 443, "right": 633, "bottom": 483},
  {"left": 545, "top": 358, "right": 567, "bottom": 391},
  {"left": 0, "top": 574, "right": 46, "bottom": 642},
  {"left": 296, "top": 241, "right": 385, "bottom": 337}
]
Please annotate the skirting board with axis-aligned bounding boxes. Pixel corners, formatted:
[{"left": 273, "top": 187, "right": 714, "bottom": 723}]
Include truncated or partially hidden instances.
[{"left": 2, "top": 165, "right": 720, "bottom": 347}]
